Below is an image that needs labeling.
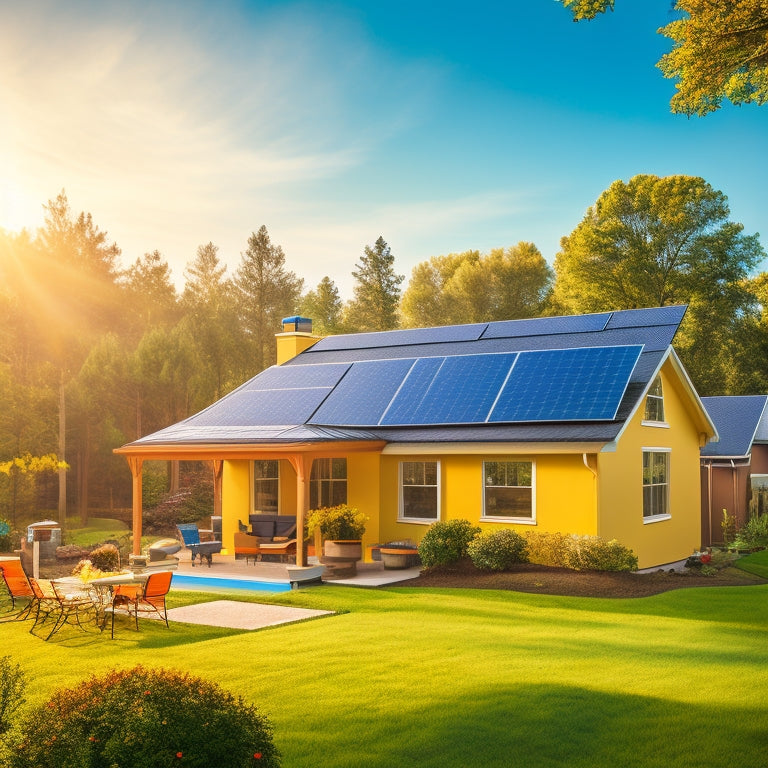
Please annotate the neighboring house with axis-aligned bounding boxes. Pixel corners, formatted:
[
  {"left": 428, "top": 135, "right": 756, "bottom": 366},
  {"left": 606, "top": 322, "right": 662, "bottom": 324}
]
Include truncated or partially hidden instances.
[
  {"left": 116, "top": 306, "right": 717, "bottom": 570},
  {"left": 700, "top": 395, "right": 768, "bottom": 547}
]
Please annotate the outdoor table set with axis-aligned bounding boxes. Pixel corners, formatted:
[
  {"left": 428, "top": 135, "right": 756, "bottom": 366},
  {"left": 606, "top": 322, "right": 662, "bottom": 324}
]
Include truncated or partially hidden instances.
[{"left": 1, "top": 558, "right": 171, "bottom": 641}]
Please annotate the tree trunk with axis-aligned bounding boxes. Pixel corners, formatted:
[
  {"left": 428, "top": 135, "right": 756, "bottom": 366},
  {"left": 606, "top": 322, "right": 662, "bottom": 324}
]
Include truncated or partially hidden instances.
[{"left": 58, "top": 371, "right": 67, "bottom": 530}]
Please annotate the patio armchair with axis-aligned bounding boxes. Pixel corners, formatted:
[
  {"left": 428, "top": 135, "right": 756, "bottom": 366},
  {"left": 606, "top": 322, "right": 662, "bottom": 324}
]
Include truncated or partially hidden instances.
[
  {"left": 176, "top": 523, "right": 222, "bottom": 567},
  {"left": 0, "top": 558, "right": 35, "bottom": 620},
  {"left": 109, "top": 570, "right": 172, "bottom": 638}
]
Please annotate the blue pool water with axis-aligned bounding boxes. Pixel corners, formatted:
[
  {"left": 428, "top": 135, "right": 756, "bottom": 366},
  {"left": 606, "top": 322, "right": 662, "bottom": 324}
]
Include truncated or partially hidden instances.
[{"left": 170, "top": 574, "right": 292, "bottom": 593}]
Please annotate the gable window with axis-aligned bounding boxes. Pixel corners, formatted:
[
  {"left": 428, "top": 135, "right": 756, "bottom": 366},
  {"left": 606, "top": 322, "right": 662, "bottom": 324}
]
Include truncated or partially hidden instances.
[
  {"left": 643, "top": 376, "right": 665, "bottom": 423},
  {"left": 399, "top": 461, "right": 440, "bottom": 522},
  {"left": 253, "top": 460, "right": 279, "bottom": 513},
  {"left": 483, "top": 461, "right": 535, "bottom": 521},
  {"left": 310, "top": 458, "right": 347, "bottom": 509},
  {"left": 642, "top": 450, "right": 670, "bottom": 520}
]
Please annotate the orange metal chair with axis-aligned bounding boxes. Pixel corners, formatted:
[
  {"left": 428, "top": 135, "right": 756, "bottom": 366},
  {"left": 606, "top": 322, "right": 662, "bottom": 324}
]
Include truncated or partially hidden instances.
[
  {"left": 0, "top": 558, "right": 35, "bottom": 619},
  {"left": 110, "top": 571, "right": 173, "bottom": 638}
]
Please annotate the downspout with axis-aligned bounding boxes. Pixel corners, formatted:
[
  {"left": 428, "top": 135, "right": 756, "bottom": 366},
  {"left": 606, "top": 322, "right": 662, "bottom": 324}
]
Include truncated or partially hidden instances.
[{"left": 582, "top": 453, "right": 598, "bottom": 536}]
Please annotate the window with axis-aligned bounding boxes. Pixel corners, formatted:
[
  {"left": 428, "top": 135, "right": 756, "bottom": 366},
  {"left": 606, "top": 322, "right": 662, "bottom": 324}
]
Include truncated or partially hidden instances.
[
  {"left": 483, "top": 461, "right": 534, "bottom": 521},
  {"left": 310, "top": 458, "right": 347, "bottom": 509},
  {"left": 643, "top": 376, "right": 665, "bottom": 423},
  {"left": 399, "top": 461, "right": 440, "bottom": 521},
  {"left": 253, "top": 460, "right": 279, "bottom": 513},
  {"left": 749, "top": 475, "right": 768, "bottom": 516},
  {"left": 642, "top": 450, "right": 669, "bottom": 519}
]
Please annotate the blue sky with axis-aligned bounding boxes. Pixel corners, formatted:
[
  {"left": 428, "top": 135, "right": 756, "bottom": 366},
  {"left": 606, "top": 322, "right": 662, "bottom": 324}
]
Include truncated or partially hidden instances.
[{"left": 1, "top": 0, "right": 766, "bottom": 299}]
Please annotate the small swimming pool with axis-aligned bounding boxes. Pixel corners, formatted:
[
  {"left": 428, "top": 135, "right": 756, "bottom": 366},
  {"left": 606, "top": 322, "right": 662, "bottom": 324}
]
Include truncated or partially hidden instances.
[{"left": 170, "top": 573, "right": 292, "bottom": 593}]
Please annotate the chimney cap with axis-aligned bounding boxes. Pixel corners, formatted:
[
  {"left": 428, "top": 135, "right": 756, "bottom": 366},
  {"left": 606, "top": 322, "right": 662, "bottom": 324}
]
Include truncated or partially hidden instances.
[{"left": 281, "top": 316, "right": 313, "bottom": 333}]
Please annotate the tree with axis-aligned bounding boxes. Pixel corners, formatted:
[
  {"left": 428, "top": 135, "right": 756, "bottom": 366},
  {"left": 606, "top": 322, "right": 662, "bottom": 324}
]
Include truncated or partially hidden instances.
[
  {"left": 400, "top": 244, "right": 552, "bottom": 328},
  {"left": 400, "top": 251, "right": 481, "bottom": 328},
  {"left": 298, "top": 276, "right": 344, "bottom": 335},
  {"left": 561, "top": 0, "right": 768, "bottom": 114},
  {"left": 345, "top": 236, "right": 404, "bottom": 331},
  {"left": 659, "top": 0, "right": 768, "bottom": 115},
  {"left": 553, "top": 174, "right": 765, "bottom": 393},
  {"left": 182, "top": 242, "right": 247, "bottom": 403},
  {"left": 121, "top": 250, "right": 179, "bottom": 336},
  {"left": 234, "top": 226, "right": 303, "bottom": 371}
]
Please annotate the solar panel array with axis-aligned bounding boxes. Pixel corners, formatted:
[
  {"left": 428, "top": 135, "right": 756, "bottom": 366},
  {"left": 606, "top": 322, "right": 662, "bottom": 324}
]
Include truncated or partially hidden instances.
[{"left": 306, "top": 344, "right": 642, "bottom": 427}]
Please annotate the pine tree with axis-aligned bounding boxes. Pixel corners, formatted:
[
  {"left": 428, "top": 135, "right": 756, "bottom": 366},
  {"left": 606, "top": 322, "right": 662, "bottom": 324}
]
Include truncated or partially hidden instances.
[{"left": 346, "top": 236, "right": 403, "bottom": 331}]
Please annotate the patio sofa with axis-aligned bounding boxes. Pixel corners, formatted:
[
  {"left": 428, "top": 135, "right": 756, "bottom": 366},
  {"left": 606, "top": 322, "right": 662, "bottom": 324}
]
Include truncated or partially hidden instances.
[{"left": 234, "top": 515, "right": 298, "bottom": 564}]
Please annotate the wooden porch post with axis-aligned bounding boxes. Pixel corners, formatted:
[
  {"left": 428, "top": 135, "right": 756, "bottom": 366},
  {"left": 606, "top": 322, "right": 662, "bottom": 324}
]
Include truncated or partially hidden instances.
[
  {"left": 212, "top": 460, "right": 223, "bottom": 519},
  {"left": 291, "top": 454, "right": 312, "bottom": 567},
  {"left": 127, "top": 456, "right": 143, "bottom": 555}
]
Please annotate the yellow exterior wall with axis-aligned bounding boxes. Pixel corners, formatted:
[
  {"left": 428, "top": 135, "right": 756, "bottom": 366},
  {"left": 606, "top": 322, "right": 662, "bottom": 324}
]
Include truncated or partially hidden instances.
[
  {"left": 374, "top": 452, "right": 598, "bottom": 548},
  {"left": 597, "top": 361, "right": 703, "bottom": 569},
  {"left": 220, "top": 458, "right": 297, "bottom": 550}
]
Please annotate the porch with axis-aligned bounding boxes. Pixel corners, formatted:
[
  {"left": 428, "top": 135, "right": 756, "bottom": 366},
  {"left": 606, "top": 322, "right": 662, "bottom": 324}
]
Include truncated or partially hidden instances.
[{"left": 171, "top": 551, "right": 421, "bottom": 590}]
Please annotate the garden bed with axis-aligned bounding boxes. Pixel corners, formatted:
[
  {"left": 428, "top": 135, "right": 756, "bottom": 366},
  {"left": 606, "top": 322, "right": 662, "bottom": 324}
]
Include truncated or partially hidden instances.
[{"left": 397, "top": 558, "right": 766, "bottom": 598}]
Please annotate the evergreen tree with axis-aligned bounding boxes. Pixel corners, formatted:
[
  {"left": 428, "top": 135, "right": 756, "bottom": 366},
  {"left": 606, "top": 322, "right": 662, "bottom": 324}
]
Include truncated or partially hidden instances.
[
  {"left": 298, "top": 276, "right": 344, "bottom": 335},
  {"left": 346, "top": 236, "right": 404, "bottom": 331},
  {"left": 234, "top": 226, "right": 303, "bottom": 371}
]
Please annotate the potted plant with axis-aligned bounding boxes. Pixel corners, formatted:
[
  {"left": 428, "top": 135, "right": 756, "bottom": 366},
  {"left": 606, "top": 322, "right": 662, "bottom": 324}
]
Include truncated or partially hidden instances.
[{"left": 306, "top": 504, "right": 368, "bottom": 564}]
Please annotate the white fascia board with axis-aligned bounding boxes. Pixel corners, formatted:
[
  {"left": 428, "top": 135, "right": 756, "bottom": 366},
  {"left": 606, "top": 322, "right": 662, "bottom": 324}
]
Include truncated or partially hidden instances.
[
  {"left": 381, "top": 441, "right": 609, "bottom": 455},
  {"left": 610, "top": 346, "right": 719, "bottom": 449}
]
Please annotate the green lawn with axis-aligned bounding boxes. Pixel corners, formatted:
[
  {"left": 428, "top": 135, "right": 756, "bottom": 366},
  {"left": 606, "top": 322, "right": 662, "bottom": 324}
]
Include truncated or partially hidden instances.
[{"left": 2, "top": 576, "right": 767, "bottom": 768}]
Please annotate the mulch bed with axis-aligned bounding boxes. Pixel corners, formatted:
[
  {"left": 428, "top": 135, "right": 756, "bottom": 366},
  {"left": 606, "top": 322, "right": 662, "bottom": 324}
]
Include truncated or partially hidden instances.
[{"left": 396, "top": 559, "right": 766, "bottom": 598}]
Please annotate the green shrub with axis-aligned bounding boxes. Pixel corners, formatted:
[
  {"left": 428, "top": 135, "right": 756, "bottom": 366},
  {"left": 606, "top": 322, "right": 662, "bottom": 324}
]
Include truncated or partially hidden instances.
[
  {"left": 0, "top": 656, "right": 25, "bottom": 736},
  {"left": 524, "top": 531, "right": 571, "bottom": 567},
  {"left": 525, "top": 531, "right": 637, "bottom": 572},
  {"left": 564, "top": 536, "right": 638, "bottom": 572},
  {"left": 468, "top": 529, "right": 528, "bottom": 571},
  {"left": 418, "top": 519, "right": 481, "bottom": 568},
  {"left": 86, "top": 543, "right": 120, "bottom": 572},
  {"left": 733, "top": 514, "right": 768, "bottom": 550},
  {"left": 306, "top": 505, "right": 367, "bottom": 540},
  {"left": 9, "top": 665, "right": 279, "bottom": 768}
]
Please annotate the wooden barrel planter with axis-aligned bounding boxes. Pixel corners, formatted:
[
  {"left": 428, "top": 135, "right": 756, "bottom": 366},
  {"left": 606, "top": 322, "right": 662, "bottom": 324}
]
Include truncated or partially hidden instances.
[{"left": 321, "top": 540, "right": 363, "bottom": 579}]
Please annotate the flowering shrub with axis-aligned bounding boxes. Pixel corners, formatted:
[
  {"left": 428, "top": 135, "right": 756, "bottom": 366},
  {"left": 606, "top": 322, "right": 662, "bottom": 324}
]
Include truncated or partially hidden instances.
[
  {"left": 418, "top": 519, "right": 481, "bottom": 568},
  {"left": 468, "top": 529, "right": 528, "bottom": 571},
  {"left": 525, "top": 531, "right": 637, "bottom": 572},
  {"left": 524, "top": 531, "right": 571, "bottom": 567},
  {"left": 306, "top": 505, "right": 367, "bottom": 540},
  {"left": 564, "top": 536, "right": 638, "bottom": 572},
  {"left": 9, "top": 665, "right": 280, "bottom": 768}
]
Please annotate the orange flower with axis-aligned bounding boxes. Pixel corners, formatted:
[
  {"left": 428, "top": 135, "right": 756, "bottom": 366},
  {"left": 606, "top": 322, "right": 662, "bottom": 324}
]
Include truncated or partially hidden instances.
[
  {"left": 176, "top": 752, "right": 183, "bottom": 759},
  {"left": 254, "top": 753, "right": 262, "bottom": 759}
]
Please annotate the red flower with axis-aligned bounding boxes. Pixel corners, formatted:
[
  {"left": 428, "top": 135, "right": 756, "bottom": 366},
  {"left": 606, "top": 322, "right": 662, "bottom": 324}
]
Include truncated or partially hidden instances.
[
  {"left": 254, "top": 753, "right": 262, "bottom": 760},
  {"left": 176, "top": 752, "right": 183, "bottom": 759},
  {"left": 701, "top": 554, "right": 711, "bottom": 563},
  {"left": 144, "top": 690, "right": 151, "bottom": 696}
]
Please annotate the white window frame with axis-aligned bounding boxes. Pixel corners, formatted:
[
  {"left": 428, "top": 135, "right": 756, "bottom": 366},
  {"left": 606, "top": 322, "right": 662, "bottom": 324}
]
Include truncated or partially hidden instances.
[
  {"left": 309, "top": 458, "right": 348, "bottom": 510},
  {"left": 481, "top": 460, "right": 536, "bottom": 524},
  {"left": 642, "top": 448, "right": 671, "bottom": 523},
  {"left": 398, "top": 461, "right": 441, "bottom": 524},
  {"left": 642, "top": 376, "right": 668, "bottom": 427},
  {"left": 252, "top": 459, "right": 280, "bottom": 514}
]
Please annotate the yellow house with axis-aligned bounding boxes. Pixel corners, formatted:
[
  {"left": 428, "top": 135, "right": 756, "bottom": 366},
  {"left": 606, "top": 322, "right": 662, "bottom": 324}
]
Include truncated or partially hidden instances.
[{"left": 116, "top": 306, "right": 717, "bottom": 570}]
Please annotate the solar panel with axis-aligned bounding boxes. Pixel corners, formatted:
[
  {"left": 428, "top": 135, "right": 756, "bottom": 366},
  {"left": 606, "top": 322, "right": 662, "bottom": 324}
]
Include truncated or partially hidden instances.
[
  {"left": 190, "top": 387, "right": 331, "bottom": 427},
  {"left": 383, "top": 353, "right": 518, "bottom": 425},
  {"left": 481, "top": 313, "right": 611, "bottom": 340},
  {"left": 604, "top": 305, "right": 686, "bottom": 329},
  {"left": 380, "top": 357, "right": 444, "bottom": 424},
  {"left": 244, "top": 362, "right": 350, "bottom": 390},
  {"left": 488, "top": 345, "right": 642, "bottom": 423},
  {"left": 307, "top": 323, "right": 487, "bottom": 353},
  {"left": 309, "top": 358, "right": 414, "bottom": 426}
]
